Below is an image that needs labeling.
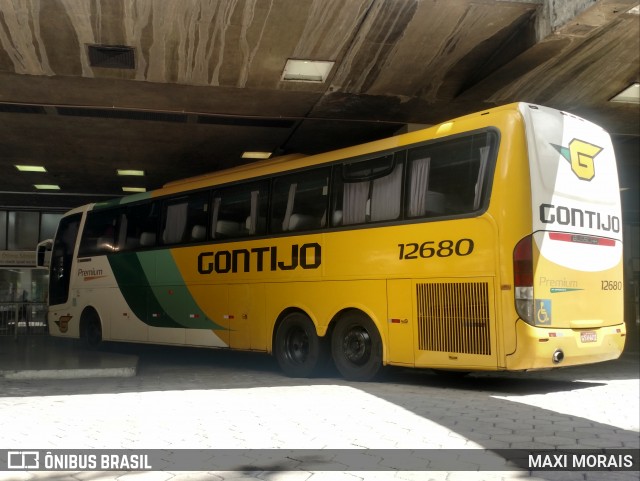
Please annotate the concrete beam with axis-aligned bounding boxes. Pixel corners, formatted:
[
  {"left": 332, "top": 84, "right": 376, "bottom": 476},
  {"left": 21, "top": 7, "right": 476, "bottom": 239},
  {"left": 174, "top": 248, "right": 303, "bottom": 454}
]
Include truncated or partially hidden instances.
[{"left": 535, "top": 0, "right": 598, "bottom": 40}]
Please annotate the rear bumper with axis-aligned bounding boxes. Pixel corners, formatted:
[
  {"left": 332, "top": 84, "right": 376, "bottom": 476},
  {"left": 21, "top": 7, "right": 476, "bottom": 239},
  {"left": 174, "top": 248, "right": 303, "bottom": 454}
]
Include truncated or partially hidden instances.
[{"left": 506, "top": 320, "right": 626, "bottom": 370}]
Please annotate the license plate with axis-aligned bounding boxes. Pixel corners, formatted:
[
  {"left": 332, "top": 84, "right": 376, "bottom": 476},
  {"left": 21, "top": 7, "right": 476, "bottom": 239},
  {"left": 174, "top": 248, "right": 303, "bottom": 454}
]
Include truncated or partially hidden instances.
[{"left": 580, "top": 331, "right": 597, "bottom": 343}]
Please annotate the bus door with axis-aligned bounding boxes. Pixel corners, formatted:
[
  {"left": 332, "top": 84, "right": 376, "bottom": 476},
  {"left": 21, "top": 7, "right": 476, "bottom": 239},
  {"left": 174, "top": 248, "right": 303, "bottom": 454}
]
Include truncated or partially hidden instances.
[
  {"left": 228, "top": 283, "right": 267, "bottom": 350},
  {"left": 49, "top": 213, "right": 82, "bottom": 307}
]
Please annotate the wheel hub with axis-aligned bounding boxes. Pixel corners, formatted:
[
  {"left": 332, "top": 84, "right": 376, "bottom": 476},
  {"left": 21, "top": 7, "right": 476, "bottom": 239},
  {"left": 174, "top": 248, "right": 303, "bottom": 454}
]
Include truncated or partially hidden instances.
[
  {"left": 286, "top": 329, "right": 309, "bottom": 365},
  {"left": 342, "top": 327, "right": 371, "bottom": 365}
]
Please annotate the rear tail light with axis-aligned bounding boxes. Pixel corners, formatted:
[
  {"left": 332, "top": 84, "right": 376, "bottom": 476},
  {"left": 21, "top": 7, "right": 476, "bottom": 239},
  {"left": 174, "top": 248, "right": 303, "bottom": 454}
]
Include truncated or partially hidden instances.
[{"left": 514, "top": 235, "right": 534, "bottom": 324}]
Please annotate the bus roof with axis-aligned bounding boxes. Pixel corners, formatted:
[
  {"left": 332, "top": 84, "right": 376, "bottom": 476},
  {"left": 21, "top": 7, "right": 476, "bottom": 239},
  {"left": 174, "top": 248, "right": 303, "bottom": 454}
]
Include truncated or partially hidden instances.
[
  {"left": 152, "top": 102, "right": 526, "bottom": 197},
  {"left": 93, "top": 102, "right": 547, "bottom": 207}
]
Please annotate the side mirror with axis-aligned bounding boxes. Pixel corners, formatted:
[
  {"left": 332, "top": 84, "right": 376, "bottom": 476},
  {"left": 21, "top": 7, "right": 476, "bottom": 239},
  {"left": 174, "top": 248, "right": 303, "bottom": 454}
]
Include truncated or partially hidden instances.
[{"left": 36, "top": 239, "right": 53, "bottom": 268}]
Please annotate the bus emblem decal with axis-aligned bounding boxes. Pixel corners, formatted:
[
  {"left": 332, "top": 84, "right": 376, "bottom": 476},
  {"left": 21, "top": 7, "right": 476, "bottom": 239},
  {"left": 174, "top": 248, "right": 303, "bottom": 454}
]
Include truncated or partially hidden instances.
[
  {"left": 54, "top": 315, "right": 72, "bottom": 333},
  {"left": 551, "top": 139, "right": 603, "bottom": 181}
]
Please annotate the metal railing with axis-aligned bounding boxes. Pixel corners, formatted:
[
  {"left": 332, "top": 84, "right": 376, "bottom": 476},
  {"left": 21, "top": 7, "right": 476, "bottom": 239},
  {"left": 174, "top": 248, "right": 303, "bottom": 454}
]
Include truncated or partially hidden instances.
[{"left": 0, "top": 302, "right": 49, "bottom": 338}]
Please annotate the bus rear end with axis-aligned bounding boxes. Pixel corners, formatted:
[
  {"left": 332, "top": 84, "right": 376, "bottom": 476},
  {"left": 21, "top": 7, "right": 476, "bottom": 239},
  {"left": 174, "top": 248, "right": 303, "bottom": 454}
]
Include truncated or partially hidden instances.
[{"left": 509, "top": 104, "right": 625, "bottom": 369}]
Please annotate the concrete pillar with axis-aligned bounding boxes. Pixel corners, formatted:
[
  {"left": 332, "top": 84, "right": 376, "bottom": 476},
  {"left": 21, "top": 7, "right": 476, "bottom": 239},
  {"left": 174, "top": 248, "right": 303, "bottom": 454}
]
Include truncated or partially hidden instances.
[{"left": 534, "top": 0, "right": 598, "bottom": 40}]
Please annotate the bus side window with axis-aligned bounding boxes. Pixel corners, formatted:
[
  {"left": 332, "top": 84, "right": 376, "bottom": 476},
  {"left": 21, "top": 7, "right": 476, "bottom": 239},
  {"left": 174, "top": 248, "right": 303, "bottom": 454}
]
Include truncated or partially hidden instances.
[
  {"left": 78, "top": 209, "right": 121, "bottom": 256},
  {"left": 161, "top": 191, "right": 209, "bottom": 245},
  {"left": 406, "top": 132, "right": 495, "bottom": 218},
  {"left": 212, "top": 181, "right": 268, "bottom": 239},
  {"left": 271, "top": 167, "right": 330, "bottom": 233},
  {"left": 332, "top": 154, "right": 401, "bottom": 226},
  {"left": 123, "top": 202, "right": 159, "bottom": 250}
]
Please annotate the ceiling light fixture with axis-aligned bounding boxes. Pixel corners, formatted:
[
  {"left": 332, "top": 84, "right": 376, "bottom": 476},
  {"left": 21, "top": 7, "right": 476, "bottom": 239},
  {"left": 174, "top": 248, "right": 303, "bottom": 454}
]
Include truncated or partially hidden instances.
[
  {"left": 281, "top": 59, "right": 335, "bottom": 83},
  {"left": 610, "top": 82, "right": 640, "bottom": 104},
  {"left": 117, "top": 169, "right": 145, "bottom": 176},
  {"left": 242, "top": 151, "right": 272, "bottom": 160},
  {"left": 34, "top": 184, "right": 60, "bottom": 190},
  {"left": 16, "top": 165, "right": 47, "bottom": 172},
  {"left": 122, "top": 187, "right": 146, "bottom": 193}
]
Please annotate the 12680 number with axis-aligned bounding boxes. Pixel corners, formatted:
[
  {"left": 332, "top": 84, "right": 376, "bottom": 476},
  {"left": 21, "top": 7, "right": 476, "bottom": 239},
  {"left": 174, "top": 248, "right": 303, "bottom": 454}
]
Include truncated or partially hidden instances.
[
  {"left": 601, "top": 280, "right": 622, "bottom": 291},
  {"left": 398, "top": 239, "right": 474, "bottom": 260}
]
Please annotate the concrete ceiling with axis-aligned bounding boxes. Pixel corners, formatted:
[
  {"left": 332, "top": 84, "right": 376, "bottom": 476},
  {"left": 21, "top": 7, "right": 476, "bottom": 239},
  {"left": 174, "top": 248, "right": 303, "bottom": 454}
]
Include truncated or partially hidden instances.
[{"left": 0, "top": 0, "right": 638, "bottom": 222}]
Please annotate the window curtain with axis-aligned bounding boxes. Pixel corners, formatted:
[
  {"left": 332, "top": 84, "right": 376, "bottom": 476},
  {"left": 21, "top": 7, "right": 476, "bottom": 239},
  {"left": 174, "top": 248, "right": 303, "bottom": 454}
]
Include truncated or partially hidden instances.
[
  {"left": 343, "top": 181, "right": 370, "bottom": 225},
  {"left": 370, "top": 164, "right": 403, "bottom": 221},
  {"left": 408, "top": 157, "right": 430, "bottom": 217},
  {"left": 282, "top": 183, "right": 297, "bottom": 231},
  {"left": 164, "top": 202, "right": 187, "bottom": 243}
]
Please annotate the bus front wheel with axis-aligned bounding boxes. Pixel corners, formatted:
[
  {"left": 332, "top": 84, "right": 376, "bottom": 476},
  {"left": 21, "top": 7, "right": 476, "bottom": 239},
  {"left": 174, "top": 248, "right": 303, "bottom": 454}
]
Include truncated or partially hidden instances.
[
  {"left": 81, "top": 308, "right": 102, "bottom": 349},
  {"left": 274, "top": 312, "right": 327, "bottom": 378},
  {"left": 331, "top": 312, "right": 382, "bottom": 381}
]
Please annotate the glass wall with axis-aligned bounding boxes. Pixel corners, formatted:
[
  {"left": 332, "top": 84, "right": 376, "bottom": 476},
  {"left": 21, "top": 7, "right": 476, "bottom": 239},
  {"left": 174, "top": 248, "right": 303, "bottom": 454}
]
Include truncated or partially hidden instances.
[
  {"left": 0, "top": 211, "right": 6, "bottom": 250},
  {"left": 0, "top": 210, "right": 63, "bottom": 252},
  {"left": 0, "top": 210, "right": 62, "bottom": 310}
]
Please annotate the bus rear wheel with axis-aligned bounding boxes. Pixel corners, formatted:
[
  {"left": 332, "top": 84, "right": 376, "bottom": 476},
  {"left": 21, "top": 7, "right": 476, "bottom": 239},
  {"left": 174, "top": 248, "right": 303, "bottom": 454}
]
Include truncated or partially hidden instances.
[
  {"left": 274, "top": 312, "right": 327, "bottom": 378},
  {"left": 81, "top": 308, "right": 102, "bottom": 349},
  {"left": 331, "top": 312, "right": 382, "bottom": 381}
]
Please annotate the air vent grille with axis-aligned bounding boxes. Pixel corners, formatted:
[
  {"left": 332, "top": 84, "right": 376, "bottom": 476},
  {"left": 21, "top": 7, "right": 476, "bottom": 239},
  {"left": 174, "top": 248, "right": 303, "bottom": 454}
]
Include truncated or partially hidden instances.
[
  {"left": 88, "top": 45, "right": 135, "bottom": 69},
  {"left": 417, "top": 281, "right": 491, "bottom": 355}
]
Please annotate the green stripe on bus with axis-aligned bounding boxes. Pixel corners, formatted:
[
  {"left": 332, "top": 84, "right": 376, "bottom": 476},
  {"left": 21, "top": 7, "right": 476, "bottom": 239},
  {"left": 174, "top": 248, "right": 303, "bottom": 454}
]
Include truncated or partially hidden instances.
[
  {"left": 94, "top": 192, "right": 153, "bottom": 211},
  {"left": 108, "top": 252, "right": 182, "bottom": 328},
  {"left": 108, "top": 251, "right": 225, "bottom": 330},
  {"left": 150, "top": 250, "right": 226, "bottom": 330}
]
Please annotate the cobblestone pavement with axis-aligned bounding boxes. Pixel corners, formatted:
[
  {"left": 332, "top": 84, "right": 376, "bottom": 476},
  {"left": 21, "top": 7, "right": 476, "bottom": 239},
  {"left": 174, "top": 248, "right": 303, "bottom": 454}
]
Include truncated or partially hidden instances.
[{"left": 1, "top": 341, "right": 638, "bottom": 481}]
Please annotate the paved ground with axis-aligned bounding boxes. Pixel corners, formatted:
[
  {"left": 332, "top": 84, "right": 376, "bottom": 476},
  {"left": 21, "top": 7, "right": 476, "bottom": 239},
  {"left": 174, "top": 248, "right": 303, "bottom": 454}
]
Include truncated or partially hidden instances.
[{"left": 0, "top": 335, "right": 638, "bottom": 481}]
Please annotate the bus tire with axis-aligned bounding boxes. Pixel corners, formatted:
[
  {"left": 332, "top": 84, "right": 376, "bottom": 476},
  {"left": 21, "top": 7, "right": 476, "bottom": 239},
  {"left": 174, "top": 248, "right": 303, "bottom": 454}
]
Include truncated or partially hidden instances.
[
  {"left": 80, "top": 308, "right": 102, "bottom": 349},
  {"left": 331, "top": 311, "right": 382, "bottom": 381},
  {"left": 274, "top": 312, "right": 327, "bottom": 378}
]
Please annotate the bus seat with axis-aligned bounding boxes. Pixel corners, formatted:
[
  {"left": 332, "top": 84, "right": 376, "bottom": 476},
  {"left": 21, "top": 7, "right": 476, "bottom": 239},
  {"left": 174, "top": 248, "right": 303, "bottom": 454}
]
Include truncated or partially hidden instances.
[
  {"left": 288, "top": 213, "right": 317, "bottom": 231},
  {"left": 140, "top": 232, "right": 156, "bottom": 247},
  {"left": 426, "top": 191, "right": 445, "bottom": 214},
  {"left": 191, "top": 225, "right": 206, "bottom": 241},
  {"left": 245, "top": 216, "right": 266, "bottom": 233},
  {"left": 332, "top": 210, "right": 343, "bottom": 226},
  {"left": 215, "top": 220, "right": 240, "bottom": 237}
]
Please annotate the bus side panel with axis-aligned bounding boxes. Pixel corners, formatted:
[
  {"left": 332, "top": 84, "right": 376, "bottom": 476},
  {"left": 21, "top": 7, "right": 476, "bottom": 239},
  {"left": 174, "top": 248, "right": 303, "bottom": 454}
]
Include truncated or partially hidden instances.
[
  {"left": 186, "top": 284, "right": 230, "bottom": 347},
  {"left": 489, "top": 111, "right": 532, "bottom": 364},
  {"left": 386, "top": 279, "right": 414, "bottom": 366},
  {"left": 228, "top": 283, "right": 267, "bottom": 350}
]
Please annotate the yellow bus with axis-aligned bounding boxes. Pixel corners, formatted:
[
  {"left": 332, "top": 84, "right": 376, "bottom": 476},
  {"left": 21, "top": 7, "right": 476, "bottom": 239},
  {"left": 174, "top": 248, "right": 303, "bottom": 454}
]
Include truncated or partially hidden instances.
[{"left": 39, "top": 102, "right": 626, "bottom": 381}]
